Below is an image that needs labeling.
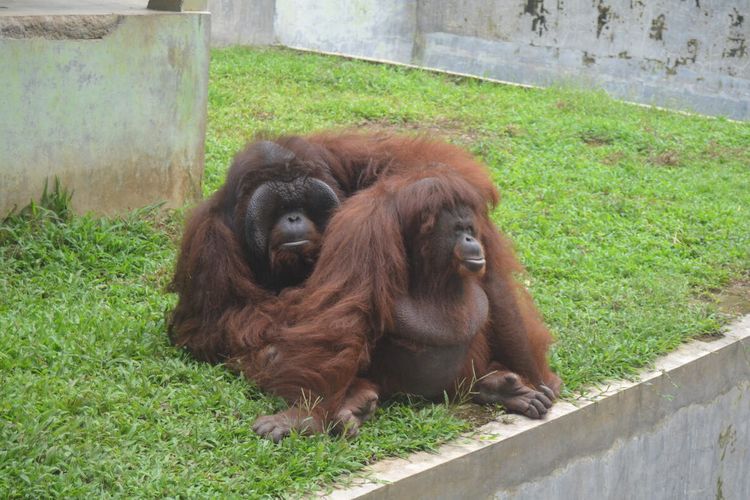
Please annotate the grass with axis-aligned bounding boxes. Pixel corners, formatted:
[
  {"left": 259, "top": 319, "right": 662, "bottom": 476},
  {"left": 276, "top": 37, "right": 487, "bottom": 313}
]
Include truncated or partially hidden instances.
[{"left": 2, "top": 46, "right": 749, "bottom": 497}]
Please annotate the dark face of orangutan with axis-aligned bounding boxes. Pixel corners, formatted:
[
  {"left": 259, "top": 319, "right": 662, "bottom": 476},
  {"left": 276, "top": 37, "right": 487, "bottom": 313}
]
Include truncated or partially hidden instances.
[{"left": 244, "top": 176, "right": 340, "bottom": 291}]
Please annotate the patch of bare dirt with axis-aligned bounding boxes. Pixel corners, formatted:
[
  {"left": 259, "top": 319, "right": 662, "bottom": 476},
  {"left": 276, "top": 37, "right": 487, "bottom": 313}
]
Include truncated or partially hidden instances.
[
  {"left": 355, "top": 118, "right": 484, "bottom": 146},
  {"left": 251, "top": 109, "right": 275, "bottom": 121},
  {"left": 580, "top": 131, "right": 614, "bottom": 146},
  {"left": 651, "top": 150, "right": 681, "bottom": 166},
  {"left": 705, "top": 140, "right": 750, "bottom": 162},
  {"left": 716, "top": 279, "right": 750, "bottom": 316},
  {"left": 693, "top": 332, "right": 726, "bottom": 342},
  {"left": 452, "top": 403, "right": 509, "bottom": 427},
  {"left": 602, "top": 151, "right": 625, "bottom": 165}
]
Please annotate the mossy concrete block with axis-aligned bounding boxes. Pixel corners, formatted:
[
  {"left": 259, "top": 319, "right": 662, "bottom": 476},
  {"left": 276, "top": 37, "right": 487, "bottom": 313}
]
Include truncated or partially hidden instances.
[{"left": 0, "top": 4, "right": 209, "bottom": 215}]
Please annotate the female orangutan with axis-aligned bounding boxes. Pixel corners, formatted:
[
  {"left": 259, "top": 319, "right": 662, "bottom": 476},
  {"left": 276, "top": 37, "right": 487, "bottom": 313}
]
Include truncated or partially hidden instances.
[{"left": 246, "top": 166, "right": 561, "bottom": 441}]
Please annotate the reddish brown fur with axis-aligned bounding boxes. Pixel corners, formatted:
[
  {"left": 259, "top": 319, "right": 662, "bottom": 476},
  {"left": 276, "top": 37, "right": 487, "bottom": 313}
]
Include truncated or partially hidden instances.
[
  {"left": 306, "top": 132, "right": 500, "bottom": 205},
  {"left": 169, "top": 132, "right": 500, "bottom": 365},
  {"left": 168, "top": 138, "right": 345, "bottom": 363},
  {"left": 170, "top": 132, "right": 558, "bottom": 431},
  {"left": 246, "top": 165, "right": 560, "bottom": 427}
]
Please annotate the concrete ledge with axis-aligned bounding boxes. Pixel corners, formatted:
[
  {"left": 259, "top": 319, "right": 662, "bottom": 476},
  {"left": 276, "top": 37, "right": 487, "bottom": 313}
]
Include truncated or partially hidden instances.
[
  {"left": 0, "top": 2, "right": 210, "bottom": 215},
  {"left": 330, "top": 315, "right": 750, "bottom": 499}
]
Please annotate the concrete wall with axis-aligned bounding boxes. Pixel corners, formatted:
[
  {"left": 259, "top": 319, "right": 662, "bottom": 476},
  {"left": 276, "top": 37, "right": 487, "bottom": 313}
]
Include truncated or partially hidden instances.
[
  {"left": 274, "top": 1, "right": 416, "bottom": 63},
  {"left": 0, "top": 3, "right": 210, "bottom": 215},
  {"left": 209, "top": 0, "right": 750, "bottom": 121},
  {"left": 209, "top": 0, "right": 273, "bottom": 46},
  {"left": 331, "top": 315, "right": 750, "bottom": 499}
]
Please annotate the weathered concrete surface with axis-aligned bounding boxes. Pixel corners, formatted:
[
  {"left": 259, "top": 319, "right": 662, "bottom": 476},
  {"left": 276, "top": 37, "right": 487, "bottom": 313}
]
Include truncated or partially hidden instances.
[
  {"left": 209, "top": 0, "right": 750, "bottom": 120},
  {"left": 0, "top": 0, "right": 148, "bottom": 16},
  {"left": 0, "top": 2, "right": 210, "bottom": 215},
  {"left": 330, "top": 315, "right": 750, "bottom": 500},
  {"left": 413, "top": 0, "right": 750, "bottom": 121},
  {"left": 208, "top": 0, "right": 274, "bottom": 46},
  {"left": 275, "top": 1, "right": 416, "bottom": 63}
]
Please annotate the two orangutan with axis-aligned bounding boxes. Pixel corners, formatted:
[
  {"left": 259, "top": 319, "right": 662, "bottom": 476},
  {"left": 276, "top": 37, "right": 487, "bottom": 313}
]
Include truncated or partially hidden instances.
[{"left": 169, "top": 133, "right": 561, "bottom": 441}]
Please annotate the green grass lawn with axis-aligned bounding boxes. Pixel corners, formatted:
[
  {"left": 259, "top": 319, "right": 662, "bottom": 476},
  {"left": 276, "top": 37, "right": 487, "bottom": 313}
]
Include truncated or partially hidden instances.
[{"left": 2, "top": 47, "right": 749, "bottom": 497}]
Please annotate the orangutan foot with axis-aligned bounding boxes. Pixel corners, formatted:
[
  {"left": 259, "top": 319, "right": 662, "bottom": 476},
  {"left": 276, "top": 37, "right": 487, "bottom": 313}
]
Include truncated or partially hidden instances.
[{"left": 474, "top": 370, "right": 554, "bottom": 419}]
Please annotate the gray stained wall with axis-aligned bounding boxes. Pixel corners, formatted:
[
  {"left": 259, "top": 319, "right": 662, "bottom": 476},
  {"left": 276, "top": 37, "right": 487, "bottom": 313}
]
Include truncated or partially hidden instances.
[{"left": 210, "top": 0, "right": 750, "bottom": 121}]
